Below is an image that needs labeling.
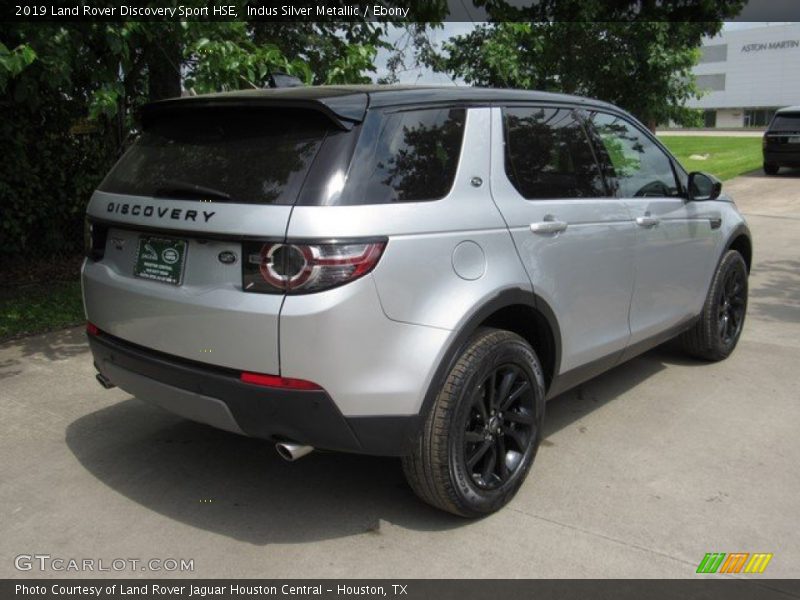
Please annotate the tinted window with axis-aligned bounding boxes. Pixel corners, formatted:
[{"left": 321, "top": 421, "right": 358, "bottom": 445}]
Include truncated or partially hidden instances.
[
  {"left": 100, "top": 108, "right": 333, "bottom": 205},
  {"left": 769, "top": 112, "right": 800, "bottom": 132},
  {"left": 590, "top": 112, "right": 680, "bottom": 198},
  {"left": 503, "top": 107, "right": 606, "bottom": 199},
  {"left": 338, "top": 108, "right": 466, "bottom": 204}
]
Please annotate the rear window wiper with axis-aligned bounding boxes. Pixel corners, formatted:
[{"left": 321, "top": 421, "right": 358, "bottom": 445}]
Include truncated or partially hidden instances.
[{"left": 153, "top": 180, "right": 232, "bottom": 202}]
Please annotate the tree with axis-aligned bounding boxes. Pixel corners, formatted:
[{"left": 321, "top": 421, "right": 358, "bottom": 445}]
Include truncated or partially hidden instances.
[
  {"left": 0, "top": 13, "right": 386, "bottom": 258},
  {"left": 427, "top": 0, "right": 746, "bottom": 129}
]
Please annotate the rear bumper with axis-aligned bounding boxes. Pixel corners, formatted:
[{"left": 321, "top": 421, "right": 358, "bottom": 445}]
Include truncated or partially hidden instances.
[
  {"left": 764, "top": 149, "right": 800, "bottom": 166},
  {"left": 89, "top": 331, "right": 420, "bottom": 456}
]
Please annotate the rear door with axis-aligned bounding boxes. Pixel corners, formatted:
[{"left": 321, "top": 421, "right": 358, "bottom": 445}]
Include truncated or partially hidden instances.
[
  {"left": 586, "top": 111, "right": 717, "bottom": 348},
  {"left": 489, "top": 105, "right": 636, "bottom": 377},
  {"left": 83, "top": 106, "right": 344, "bottom": 373}
]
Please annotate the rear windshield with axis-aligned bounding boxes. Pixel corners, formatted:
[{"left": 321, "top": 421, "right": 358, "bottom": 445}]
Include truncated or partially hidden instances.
[
  {"left": 769, "top": 112, "right": 800, "bottom": 132},
  {"left": 99, "top": 108, "right": 333, "bottom": 205}
]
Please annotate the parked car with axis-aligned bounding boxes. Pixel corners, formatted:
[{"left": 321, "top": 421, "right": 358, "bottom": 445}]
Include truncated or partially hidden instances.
[
  {"left": 763, "top": 105, "right": 800, "bottom": 174},
  {"left": 83, "top": 86, "right": 752, "bottom": 516}
]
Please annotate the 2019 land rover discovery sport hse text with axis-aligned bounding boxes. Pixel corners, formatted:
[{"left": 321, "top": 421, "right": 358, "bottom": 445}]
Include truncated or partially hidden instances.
[{"left": 83, "top": 85, "right": 752, "bottom": 517}]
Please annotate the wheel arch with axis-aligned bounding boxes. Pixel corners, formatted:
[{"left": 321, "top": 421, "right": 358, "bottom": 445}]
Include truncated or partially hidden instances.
[
  {"left": 726, "top": 224, "right": 753, "bottom": 272},
  {"left": 418, "top": 288, "right": 561, "bottom": 423}
]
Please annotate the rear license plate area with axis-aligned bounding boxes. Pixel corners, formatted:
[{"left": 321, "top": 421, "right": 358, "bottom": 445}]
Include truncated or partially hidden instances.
[{"left": 133, "top": 236, "right": 188, "bottom": 285}]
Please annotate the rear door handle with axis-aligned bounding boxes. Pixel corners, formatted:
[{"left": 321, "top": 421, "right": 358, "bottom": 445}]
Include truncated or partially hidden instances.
[
  {"left": 530, "top": 220, "right": 568, "bottom": 234},
  {"left": 635, "top": 216, "right": 660, "bottom": 228}
]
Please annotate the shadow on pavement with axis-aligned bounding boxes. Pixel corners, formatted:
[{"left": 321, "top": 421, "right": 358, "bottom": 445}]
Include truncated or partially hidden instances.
[
  {"left": 1, "top": 326, "right": 87, "bottom": 362},
  {"left": 736, "top": 166, "right": 800, "bottom": 179},
  {"left": 65, "top": 343, "right": 689, "bottom": 544},
  {"left": 67, "top": 400, "right": 460, "bottom": 545},
  {"left": 748, "top": 258, "right": 800, "bottom": 324}
]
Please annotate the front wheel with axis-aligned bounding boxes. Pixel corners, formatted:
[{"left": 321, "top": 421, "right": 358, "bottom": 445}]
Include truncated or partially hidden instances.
[
  {"left": 763, "top": 162, "right": 780, "bottom": 175},
  {"left": 402, "top": 328, "right": 546, "bottom": 517},
  {"left": 680, "top": 250, "right": 748, "bottom": 361}
]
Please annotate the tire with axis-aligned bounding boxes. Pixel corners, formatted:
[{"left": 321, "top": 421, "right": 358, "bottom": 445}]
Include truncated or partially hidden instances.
[
  {"left": 402, "top": 328, "right": 546, "bottom": 517},
  {"left": 680, "top": 250, "right": 748, "bottom": 361},
  {"left": 763, "top": 162, "right": 779, "bottom": 175}
]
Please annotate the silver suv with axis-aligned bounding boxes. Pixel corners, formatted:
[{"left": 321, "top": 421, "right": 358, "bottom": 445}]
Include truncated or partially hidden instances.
[{"left": 83, "top": 85, "right": 752, "bottom": 516}]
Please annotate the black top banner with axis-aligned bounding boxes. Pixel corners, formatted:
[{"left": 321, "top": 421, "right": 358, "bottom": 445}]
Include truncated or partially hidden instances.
[{"left": 4, "top": 0, "right": 800, "bottom": 23}]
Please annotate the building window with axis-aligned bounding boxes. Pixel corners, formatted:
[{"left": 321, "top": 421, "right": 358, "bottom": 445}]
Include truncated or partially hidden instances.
[
  {"left": 743, "top": 108, "right": 777, "bottom": 128},
  {"left": 703, "top": 110, "right": 717, "bottom": 127},
  {"left": 696, "top": 73, "right": 726, "bottom": 92},
  {"left": 699, "top": 44, "right": 728, "bottom": 64}
]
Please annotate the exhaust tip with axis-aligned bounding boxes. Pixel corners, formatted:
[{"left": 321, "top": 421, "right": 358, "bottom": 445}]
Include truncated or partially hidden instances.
[
  {"left": 275, "top": 442, "right": 313, "bottom": 462},
  {"left": 95, "top": 373, "right": 116, "bottom": 389}
]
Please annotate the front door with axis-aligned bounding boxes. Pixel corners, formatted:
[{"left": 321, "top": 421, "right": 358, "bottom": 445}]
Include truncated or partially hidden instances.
[{"left": 586, "top": 111, "right": 717, "bottom": 348}]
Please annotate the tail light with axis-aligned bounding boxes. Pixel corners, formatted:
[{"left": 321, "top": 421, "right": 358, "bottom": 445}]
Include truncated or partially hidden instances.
[
  {"left": 84, "top": 219, "right": 108, "bottom": 261},
  {"left": 86, "top": 322, "right": 99, "bottom": 336},
  {"left": 242, "top": 240, "right": 386, "bottom": 294}
]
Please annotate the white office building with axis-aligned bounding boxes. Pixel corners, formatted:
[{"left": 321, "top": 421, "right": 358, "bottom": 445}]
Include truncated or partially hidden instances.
[{"left": 687, "top": 23, "right": 800, "bottom": 128}]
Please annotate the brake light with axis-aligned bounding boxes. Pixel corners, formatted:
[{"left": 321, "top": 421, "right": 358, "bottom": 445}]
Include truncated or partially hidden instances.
[
  {"left": 240, "top": 371, "right": 322, "bottom": 390},
  {"left": 242, "top": 240, "right": 386, "bottom": 294},
  {"left": 86, "top": 322, "right": 99, "bottom": 336},
  {"left": 84, "top": 219, "right": 108, "bottom": 261}
]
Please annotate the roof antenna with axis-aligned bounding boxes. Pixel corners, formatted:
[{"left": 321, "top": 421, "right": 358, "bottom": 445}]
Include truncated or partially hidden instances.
[{"left": 268, "top": 72, "right": 305, "bottom": 88}]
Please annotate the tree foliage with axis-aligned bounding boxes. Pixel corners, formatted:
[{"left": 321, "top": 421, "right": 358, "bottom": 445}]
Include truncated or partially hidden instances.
[
  {"left": 0, "top": 12, "right": 384, "bottom": 258},
  {"left": 428, "top": 0, "right": 746, "bottom": 129}
]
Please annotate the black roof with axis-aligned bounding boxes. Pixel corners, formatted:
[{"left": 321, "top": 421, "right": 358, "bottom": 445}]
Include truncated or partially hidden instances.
[{"left": 142, "top": 85, "right": 622, "bottom": 130}]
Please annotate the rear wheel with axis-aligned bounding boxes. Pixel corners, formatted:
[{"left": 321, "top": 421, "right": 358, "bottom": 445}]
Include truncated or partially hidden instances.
[
  {"left": 402, "top": 328, "right": 545, "bottom": 517},
  {"left": 680, "top": 250, "right": 748, "bottom": 361},
  {"left": 763, "top": 162, "right": 780, "bottom": 175}
]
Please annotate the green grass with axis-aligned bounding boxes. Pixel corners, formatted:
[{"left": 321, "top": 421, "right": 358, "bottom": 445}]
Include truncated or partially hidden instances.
[
  {"left": 658, "top": 136, "right": 762, "bottom": 181},
  {"left": 0, "top": 280, "right": 84, "bottom": 342}
]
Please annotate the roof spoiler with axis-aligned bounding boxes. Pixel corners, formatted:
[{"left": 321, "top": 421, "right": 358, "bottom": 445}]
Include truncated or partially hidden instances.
[{"left": 140, "top": 92, "right": 368, "bottom": 131}]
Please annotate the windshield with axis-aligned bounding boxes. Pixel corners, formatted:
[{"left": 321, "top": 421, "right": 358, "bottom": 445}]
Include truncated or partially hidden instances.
[
  {"left": 769, "top": 112, "right": 800, "bottom": 132},
  {"left": 99, "top": 108, "right": 333, "bottom": 205}
]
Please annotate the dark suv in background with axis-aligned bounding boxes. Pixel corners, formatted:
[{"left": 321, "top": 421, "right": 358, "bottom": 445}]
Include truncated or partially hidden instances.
[{"left": 763, "top": 106, "right": 800, "bottom": 175}]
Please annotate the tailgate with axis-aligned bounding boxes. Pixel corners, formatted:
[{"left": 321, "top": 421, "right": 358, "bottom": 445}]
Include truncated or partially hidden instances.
[
  {"left": 81, "top": 104, "right": 349, "bottom": 374},
  {"left": 83, "top": 222, "right": 284, "bottom": 374}
]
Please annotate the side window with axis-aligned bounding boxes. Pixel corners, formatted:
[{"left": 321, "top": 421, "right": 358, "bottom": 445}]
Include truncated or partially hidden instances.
[
  {"left": 590, "top": 112, "right": 680, "bottom": 198},
  {"left": 503, "top": 106, "right": 606, "bottom": 200},
  {"left": 339, "top": 107, "right": 466, "bottom": 204}
]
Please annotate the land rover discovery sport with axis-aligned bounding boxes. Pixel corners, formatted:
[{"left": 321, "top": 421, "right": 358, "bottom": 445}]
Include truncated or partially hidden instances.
[{"left": 83, "top": 85, "right": 752, "bottom": 516}]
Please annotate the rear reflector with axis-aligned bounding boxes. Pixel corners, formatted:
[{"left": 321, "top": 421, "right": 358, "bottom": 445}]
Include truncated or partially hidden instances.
[
  {"left": 240, "top": 371, "right": 322, "bottom": 390},
  {"left": 86, "top": 322, "right": 99, "bottom": 336}
]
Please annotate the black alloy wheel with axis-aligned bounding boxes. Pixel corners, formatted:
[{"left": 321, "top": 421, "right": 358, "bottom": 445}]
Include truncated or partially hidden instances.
[
  {"left": 462, "top": 365, "right": 537, "bottom": 490},
  {"left": 680, "top": 250, "right": 748, "bottom": 361},
  {"left": 718, "top": 265, "right": 746, "bottom": 347},
  {"left": 402, "top": 328, "right": 546, "bottom": 517}
]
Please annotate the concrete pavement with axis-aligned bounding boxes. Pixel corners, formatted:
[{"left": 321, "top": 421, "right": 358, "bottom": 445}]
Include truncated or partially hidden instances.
[{"left": 1, "top": 168, "right": 799, "bottom": 579}]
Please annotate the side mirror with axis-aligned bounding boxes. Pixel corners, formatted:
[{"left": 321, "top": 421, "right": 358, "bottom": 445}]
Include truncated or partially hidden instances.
[{"left": 688, "top": 172, "right": 722, "bottom": 201}]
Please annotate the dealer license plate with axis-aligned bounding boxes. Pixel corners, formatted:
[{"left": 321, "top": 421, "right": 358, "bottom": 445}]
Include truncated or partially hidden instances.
[{"left": 133, "top": 236, "right": 188, "bottom": 285}]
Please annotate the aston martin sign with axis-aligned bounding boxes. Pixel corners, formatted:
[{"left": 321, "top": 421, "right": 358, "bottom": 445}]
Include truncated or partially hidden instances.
[{"left": 741, "top": 40, "right": 800, "bottom": 52}]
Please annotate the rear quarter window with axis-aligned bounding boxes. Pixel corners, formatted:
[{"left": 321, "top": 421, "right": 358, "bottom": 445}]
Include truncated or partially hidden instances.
[{"left": 334, "top": 107, "right": 466, "bottom": 205}]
